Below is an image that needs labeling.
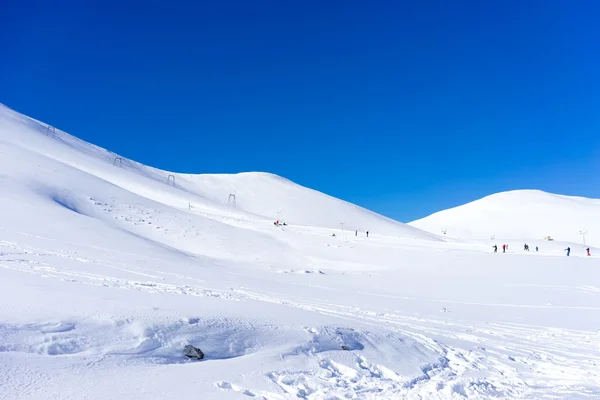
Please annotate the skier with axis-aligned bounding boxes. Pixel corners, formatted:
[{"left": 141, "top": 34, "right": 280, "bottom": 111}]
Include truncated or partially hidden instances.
[
  {"left": 587, "top": 248, "right": 591, "bottom": 256},
  {"left": 536, "top": 246, "right": 539, "bottom": 252},
  {"left": 355, "top": 230, "right": 357, "bottom": 237},
  {"left": 502, "top": 244, "right": 506, "bottom": 253},
  {"left": 493, "top": 245, "right": 498, "bottom": 253},
  {"left": 565, "top": 247, "right": 571, "bottom": 256},
  {"left": 524, "top": 244, "right": 527, "bottom": 251},
  {"left": 366, "top": 231, "right": 369, "bottom": 238}
]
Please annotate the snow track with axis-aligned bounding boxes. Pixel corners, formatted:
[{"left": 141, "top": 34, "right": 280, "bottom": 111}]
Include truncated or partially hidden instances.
[{"left": 2, "top": 235, "right": 599, "bottom": 399}]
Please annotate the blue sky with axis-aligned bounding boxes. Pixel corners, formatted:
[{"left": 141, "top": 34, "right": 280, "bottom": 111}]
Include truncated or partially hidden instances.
[{"left": 2, "top": 0, "right": 599, "bottom": 221}]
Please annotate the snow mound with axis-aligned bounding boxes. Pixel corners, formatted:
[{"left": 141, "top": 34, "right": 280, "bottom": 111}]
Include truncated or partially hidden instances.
[{"left": 409, "top": 189, "right": 600, "bottom": 246}]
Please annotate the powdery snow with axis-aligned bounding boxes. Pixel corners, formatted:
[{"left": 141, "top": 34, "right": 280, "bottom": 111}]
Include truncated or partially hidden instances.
[{"left": 1, "top": 104, "right": 600, "bottom": 400}]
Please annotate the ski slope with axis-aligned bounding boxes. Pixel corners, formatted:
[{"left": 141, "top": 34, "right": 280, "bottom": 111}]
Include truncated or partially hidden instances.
[
  {"left": 1, "top": 104, "right": 600, "bottom": 400},
  {"left": 410, "top": 190, "right": 600, "bottom": 247},
  {"left": 0, "top": 103, "right": 436, "bottom": 239}
]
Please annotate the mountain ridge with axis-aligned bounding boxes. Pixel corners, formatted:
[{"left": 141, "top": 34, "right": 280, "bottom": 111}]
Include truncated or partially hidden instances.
[{"left": 0, "top": 103, "right": 437, "bottom": 239}]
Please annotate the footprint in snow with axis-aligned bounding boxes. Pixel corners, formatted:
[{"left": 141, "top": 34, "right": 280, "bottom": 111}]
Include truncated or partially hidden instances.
[{"left": 215, "top": 381, "right": 256, "bottom": 397}]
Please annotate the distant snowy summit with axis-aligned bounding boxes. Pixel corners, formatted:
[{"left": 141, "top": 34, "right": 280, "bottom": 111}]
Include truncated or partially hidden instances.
[
  {"left": 409, "top": 189, "right": 600, "bottom": 246},
  {"left": 0, "top": 103, "right": 438, "bottom": 240}
]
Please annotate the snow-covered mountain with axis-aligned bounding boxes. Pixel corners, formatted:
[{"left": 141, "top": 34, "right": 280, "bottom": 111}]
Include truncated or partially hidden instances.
[
  {"left": 0, "top": 103, "right": 435, "bottom": 240},
  {"left": 409, "top": 189, "right": 600, "bottom": 247},
  {"left": 1, "top": 104, "right": 600, "bottom": 400}
]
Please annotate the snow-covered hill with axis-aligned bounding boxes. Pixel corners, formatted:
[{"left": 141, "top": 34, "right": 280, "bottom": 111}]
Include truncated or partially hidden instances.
[
  {"left": 0, "top": 103, "right": 436, "bottom": 240},
  {"left": 410, "top": 189, "right": 600, "bottom": 247},
  {"left": 1, "top": 104, "right": 600, "bottom": 400}
]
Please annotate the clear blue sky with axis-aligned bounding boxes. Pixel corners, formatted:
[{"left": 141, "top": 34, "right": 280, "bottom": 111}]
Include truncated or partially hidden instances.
[{"left": 2, "top": 0, "right": 599, "bottom": 221}]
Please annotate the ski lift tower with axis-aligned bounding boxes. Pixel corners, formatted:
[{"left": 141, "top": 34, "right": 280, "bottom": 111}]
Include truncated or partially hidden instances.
[
  {"left": 579, "top": 230, "right": 588, "bottom": 246},
  {"left": 167, "top": 175, "right": 176, "bottom": 186},
  {"left": 228, "top": 193, "right": 237, "bottom": 207}
]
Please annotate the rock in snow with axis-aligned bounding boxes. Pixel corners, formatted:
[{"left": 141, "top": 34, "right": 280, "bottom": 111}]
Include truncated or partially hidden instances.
[{"left": 183, "top": 345, "right": 204, "bottom": 360}]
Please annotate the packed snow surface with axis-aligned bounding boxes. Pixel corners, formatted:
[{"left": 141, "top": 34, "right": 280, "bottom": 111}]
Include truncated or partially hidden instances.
[{"left": 1, "top": 103, "right": 600, "bottom": 399}]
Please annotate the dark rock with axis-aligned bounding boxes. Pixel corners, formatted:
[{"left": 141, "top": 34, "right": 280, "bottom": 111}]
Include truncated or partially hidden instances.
[{"left": 184, "top": 345, "right": 204, "bottom": 360}]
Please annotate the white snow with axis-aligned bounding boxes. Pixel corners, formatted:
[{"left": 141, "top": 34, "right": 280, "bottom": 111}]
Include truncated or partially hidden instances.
[
  {"left": 1, "top": 103, "right": 600, "bottom": 399},
  {"left": 410, "top": 189, "right": 600, "bottom": 247}
]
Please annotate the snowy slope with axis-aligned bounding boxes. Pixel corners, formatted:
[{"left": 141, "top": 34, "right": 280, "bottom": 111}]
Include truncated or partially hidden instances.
[
  {"left": 410, "top": 189, "right": 600, "bottom": 247},
  {"left": 0, "top": 103, "right": 436, "bottom": 239},
  {"left": 1, "top": 104, "right": 600, "bottom": 400}
]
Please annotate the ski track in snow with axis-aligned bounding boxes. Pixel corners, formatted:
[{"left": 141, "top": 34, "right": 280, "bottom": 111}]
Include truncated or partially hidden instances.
[{"left": 2, "top": 238, "right": 600, "bottom": 399}]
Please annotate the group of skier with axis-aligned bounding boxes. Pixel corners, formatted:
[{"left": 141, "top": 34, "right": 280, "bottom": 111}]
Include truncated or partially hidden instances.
[
  {"left": 494, "top": 243, "right": 591, "bottom": 256},
  {"left": 493, "top": 244, "right": 511, "bottom": 253},
  {"left": 521, "top": 243, "right": 539, "bottom": 251},
  {"left": 564, "top": 247, "right": 591, "bottom": 257},
  {"left": 274, "top": 221, "right": 591, "bottom": 257}
]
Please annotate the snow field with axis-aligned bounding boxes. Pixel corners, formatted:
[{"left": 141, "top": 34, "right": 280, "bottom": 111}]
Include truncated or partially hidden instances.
[{"left": 1, "top": 104, "right": 600, "bottom": 399}]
